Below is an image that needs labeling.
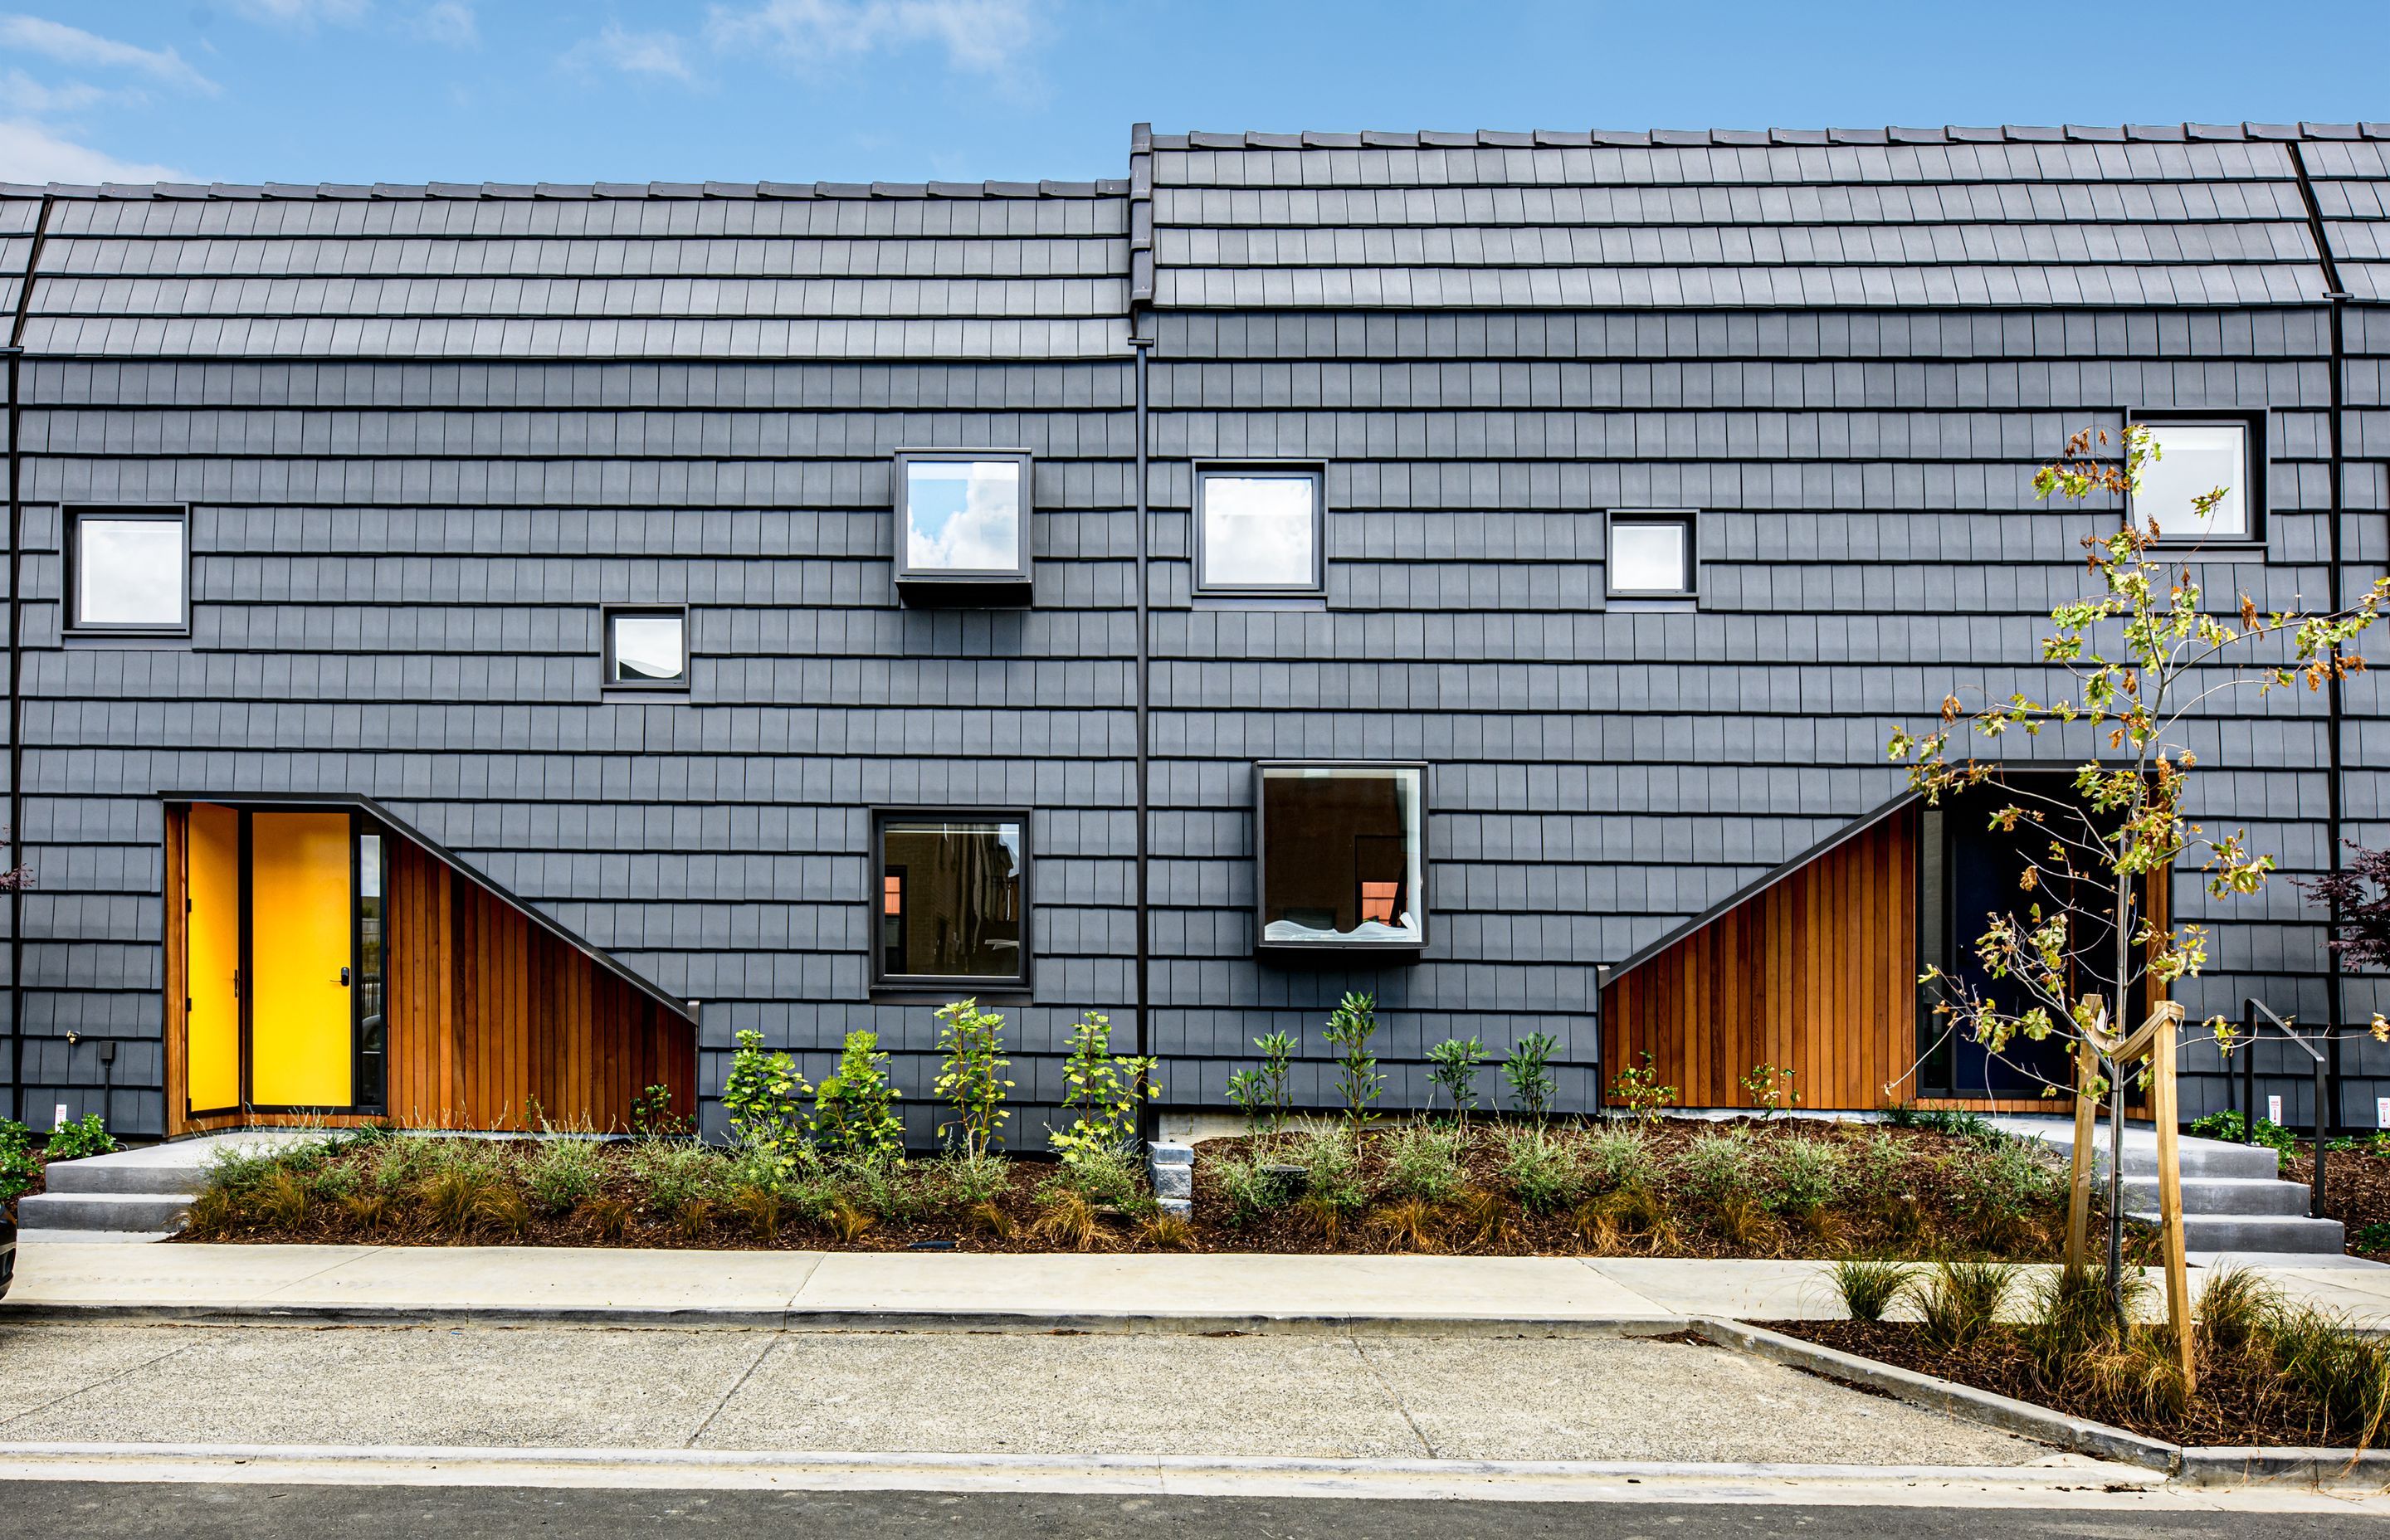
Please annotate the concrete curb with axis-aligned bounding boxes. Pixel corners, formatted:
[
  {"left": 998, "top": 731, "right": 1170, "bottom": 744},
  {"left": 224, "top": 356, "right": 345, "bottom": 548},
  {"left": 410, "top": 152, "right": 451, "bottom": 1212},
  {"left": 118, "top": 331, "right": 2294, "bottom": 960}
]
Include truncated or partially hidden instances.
[
  {"left": 1689, "top": 1317, "right": 2180, "bottom": 1472},
  {"left": 0, "top": 1299, "right": 1694, "bottom": 1338},
  {"left": 1690, "top": 1317, "right": 2390, "bottom": 1488},
  {"left": 0, "top": 1439, "right": 2169, "bottom": 1503}
]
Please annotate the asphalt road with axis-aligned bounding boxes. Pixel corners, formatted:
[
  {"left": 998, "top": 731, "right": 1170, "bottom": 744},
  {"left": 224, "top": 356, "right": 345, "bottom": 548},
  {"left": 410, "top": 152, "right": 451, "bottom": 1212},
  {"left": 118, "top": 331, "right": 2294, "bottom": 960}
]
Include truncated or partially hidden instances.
[{"left": 3, "top": 1486, "right": 2379, "bottom": 1539}]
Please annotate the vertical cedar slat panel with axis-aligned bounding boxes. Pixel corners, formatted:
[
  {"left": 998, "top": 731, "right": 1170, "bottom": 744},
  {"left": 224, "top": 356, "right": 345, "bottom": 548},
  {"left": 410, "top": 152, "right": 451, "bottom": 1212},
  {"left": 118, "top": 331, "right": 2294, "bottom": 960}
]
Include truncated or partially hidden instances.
[{"left": 1602, "top": 807, "right": 1922, "bottom": 1111}]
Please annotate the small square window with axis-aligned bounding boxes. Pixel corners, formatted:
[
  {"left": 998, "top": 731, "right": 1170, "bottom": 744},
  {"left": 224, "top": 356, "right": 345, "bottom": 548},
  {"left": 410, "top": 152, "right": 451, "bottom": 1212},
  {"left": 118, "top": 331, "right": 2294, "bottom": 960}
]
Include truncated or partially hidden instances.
[
  {"left": 873, "top": 811, "right": 1029, "bottom": 988},
  {"left": 2132, "top": 420, "right": 2255, "bottom": 543},
  {"left": 67, "top": 508, "right": 188, "bottom": 633},
  {"left": 602, "top": 606, "right": 688, "bottom": 691},
  {"left": 1197, "top": 468, "right": 1324, "bottom": 595},
  {"left": 1607, "top": 511, "right": 1696, "bottom": 598},
  {"left": 895, "top": 450, "right": 1032, "bottom": 599},
  {"left": 1255, "top": 763, "right": 1427, "bottom": 953}
]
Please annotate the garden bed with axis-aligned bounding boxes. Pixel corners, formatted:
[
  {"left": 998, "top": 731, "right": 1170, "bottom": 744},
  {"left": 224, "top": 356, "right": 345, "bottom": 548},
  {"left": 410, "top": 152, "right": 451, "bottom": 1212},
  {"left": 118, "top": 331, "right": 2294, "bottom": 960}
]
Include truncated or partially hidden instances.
[
  {"left": 2280, "top": 1140, "right": 2390, "bottom": 1260},
  {"left": 1778, "top": 1318, "right": 2372, "bottom": 1450},
  {"left": 178, "top": 1112, "right": 2088, "bottom": 1260}
]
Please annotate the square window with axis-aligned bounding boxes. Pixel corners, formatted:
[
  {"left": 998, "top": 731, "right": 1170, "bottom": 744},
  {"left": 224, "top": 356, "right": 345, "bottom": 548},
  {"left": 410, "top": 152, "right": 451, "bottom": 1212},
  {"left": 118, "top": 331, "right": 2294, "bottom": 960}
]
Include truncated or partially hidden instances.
[
  {"left": 1255, "top": 763, "right": 1427, "bottom": 952},
  {"left": 1197, "top": 468, "right": 1324, "bottom": 594},
  {"left": 895, "top": 451, "right": 1032, "bottom": 594},
  {"left": 602, "top": 606, "right": 688, "bottom": 690},
  {"left": 68, "top": 509, "right": 188, "bottom": 632},
  {"left": 873, "top": 811, "right": 1029, "bottom": 987},
  {"left": 1607, "top": 512, "right": 1696, "bottom": 597},
  {"left": 2133, "top": 421, "right": 2253, "bottom": 542}
]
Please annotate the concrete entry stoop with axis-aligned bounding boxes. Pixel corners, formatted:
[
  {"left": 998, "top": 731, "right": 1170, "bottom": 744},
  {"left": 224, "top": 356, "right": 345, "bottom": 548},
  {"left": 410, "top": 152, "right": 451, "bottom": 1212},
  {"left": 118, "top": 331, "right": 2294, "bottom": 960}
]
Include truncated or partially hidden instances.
[
  {"left": 1992, "top": 1115, "right": 2345, "bottom": 1255},
  {"left": 15, "top": 1132, "right": 321, "bottom": 1242}
]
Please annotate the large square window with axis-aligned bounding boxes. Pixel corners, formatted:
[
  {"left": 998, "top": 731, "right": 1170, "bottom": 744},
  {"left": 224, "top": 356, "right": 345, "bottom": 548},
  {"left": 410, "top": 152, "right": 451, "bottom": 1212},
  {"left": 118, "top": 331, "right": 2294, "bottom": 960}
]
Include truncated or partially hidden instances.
[
  {"left": 2132, "top": 420, "right": 2254, "bottom": 543},
  {"left": 874, "top": 811, "right": 1029, "bottom": 987},
  {"left": 895, "top": 451, "right": 1032, "bottom": 599},
  {"left": 68, "top": 508, "right": 188, "bottom": 633},
  {"left": 602, "top": 605, "right": 689, "bottom": 690},
  {"left": 1607, "top": 511, "right": 1696, "bottom": 598},
  {"left": 1255, "top": 763, "right": 1427, "bottom": 953},
  {"left": 1197, "top": 468, "right": 1324, "bottom": 595}
]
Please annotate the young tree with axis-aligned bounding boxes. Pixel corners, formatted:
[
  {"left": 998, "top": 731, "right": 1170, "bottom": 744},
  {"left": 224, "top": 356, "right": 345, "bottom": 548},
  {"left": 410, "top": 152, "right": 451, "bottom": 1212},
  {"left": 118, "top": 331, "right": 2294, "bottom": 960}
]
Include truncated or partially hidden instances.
[{"left": 1889, "top": 424, "right": 2389, "bottom": 1312}]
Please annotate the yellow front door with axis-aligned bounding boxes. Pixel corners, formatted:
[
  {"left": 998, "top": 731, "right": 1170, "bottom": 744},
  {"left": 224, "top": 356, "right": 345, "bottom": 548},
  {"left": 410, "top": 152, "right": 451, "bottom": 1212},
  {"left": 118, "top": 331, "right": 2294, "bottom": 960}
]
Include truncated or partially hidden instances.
[
  {"left": 249, "top": 811, "right": 354, "bottom": 1108},
  {"left": 184, "top": 803, "right": 241, "bottom": 1114}
]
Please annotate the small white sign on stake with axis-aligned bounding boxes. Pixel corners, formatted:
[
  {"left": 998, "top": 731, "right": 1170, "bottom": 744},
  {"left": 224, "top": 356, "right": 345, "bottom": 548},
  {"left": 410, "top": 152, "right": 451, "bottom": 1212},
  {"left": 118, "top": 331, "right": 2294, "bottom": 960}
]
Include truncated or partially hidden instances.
[
  {"left": 2378, "top": 1096, "right": 2390, "bottom": 1129},
  {"left": 2268, "top": 1094, "right": 2284, "bottom": 1127}
]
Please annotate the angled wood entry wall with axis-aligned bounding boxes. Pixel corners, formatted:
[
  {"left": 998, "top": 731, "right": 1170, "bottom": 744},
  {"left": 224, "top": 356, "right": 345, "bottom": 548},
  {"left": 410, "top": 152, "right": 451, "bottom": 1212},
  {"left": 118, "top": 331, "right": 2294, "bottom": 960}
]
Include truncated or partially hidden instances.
[
  {"left": 167, "top": 805, "right": 693, "bottom": 1136},
  {"left": 1601, "top": 806, "right": 1921, "bottom": 1112}
]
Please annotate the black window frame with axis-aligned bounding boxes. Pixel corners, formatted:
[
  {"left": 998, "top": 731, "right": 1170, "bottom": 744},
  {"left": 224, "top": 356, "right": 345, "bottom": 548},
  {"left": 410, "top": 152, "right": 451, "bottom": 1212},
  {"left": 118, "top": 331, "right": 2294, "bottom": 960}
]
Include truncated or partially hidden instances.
[
  {"left": 892, "top": 448, "right": 1035, "bottom": 601},
  {"left": 1193, "top": 462, "right": 1329, "bottom": 598},
  {"left": 868, "top": 806, "right": 1033, "bottom": 994},
  {"left": 2127, "top": 411, "right": 2266, "bottom": 550},
  {"left": 1251, "top": 759, "right": 1430, "bottom": 958},
  {"left": 1603, "top": 509, "right": 1700, "bottom": 601},
  {"left": 600, "top": 603, "right": 692, "bottom": 694},
  {"left": 65, "top": 505, "right": 192, "bottom": 636}
]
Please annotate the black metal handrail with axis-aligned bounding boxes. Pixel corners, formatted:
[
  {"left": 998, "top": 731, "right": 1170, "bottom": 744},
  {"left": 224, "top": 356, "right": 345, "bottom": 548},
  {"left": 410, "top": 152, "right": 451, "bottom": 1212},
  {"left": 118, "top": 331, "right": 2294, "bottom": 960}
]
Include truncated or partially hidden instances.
[{"left": 2238, "top": 998, "right": 2327, "bottom": 1220}]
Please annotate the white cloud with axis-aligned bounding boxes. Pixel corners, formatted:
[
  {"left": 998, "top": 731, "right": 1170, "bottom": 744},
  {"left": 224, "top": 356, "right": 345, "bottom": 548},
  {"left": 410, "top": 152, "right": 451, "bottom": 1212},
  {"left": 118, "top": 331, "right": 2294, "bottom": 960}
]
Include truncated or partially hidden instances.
[
  {"left": 0, "top": 119, "right": 185, "bottom": 183},
  {"left": 563, "top": 22, "right": 696, "bottom": 82},
  {"left": 0, "top": 69, "right": 127, "bottom": 115},
  {"left": 232, "top": 0, "right": 373, "bottom": 26},
  {"left": 705, "top": 0, "right": 1038, "bottom": 75},
  {"left": 906, "top": 461, "right": 1022, "bottom": 572},
  {"left": 410, "top": 1, "right": 476, "bottom": 47},
  {"left": 0, "top": 15, "right": 217, "bottom": 92}
]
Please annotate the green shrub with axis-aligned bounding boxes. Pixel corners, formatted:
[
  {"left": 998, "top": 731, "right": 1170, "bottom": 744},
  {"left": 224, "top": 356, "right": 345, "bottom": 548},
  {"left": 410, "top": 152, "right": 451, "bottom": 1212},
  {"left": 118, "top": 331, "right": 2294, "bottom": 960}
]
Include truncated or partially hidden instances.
[
  {"left": 1674, "top": 1128, "right": 1757, "bottom": 1208},
  {"left": 1846, "top": 1128, "right": 1906, "bottom": 1204},
  {"left": 1225, "top": 1031, "right": 1297, "bottom": 1133},
  {"left": 1764, "top": 1138, "right": 1846, "bottom": 1216},
  {"left": 814, "top": 1031, "right": 904, "bottom": 1162},
  {"left": 1909, "top": 1260, "right": 2016, "bottom": 1351},
  {"left": 1043, "top": 1140, "right": 1153, "bottom": 1215},
  {"left": 931, "top": 999, "right": 1012, "bottom": 1160},
  {"left": 1493, "top": 1124, "right": 1585, "bottom": 1215},
  {"left": 1048, "top": 1011, "right": 1156, "bottom": 1175},
  {"left": 0, "top": 1118, "right": 41, "bottom": 1205},
  {"left": 1377, "top": 1121, "right": 1464, "bottom": 1204},
  {"left": 1500, "top": 1032, "right": 1558, "bottom": 1121},
  {"left": 629, "top": 1140, "right": 722, "bottom": 1219},
  {"left": 1322, "top": 993, "right": 1383, "bottom": 1126},
  {"left": 722, "top": 1028, "right": 812, "bottom": 1173},
  {"left": 1953, "top": 1138, "right": 2061, "bottom": 1235},
  {"left": 2354, "top": 1221, "right": 2390, "bottom": 1255},
  {"left": 524, "top": 1138, "right": 607, "bottom": 1216},
  {"left": 1424, "top": 1036, "right": 1485, "bottom": 1122},
  {"left": 1291, "top": 1127, "right": 1368, "bottom": 1217},
  {"left": 1883, "top": 1104, "right": 1997, "bottom": 1143},
  {"left": 916, "top": 1149, "right": 1010, "bottom": 1212},
  {"left": 2188, "top": 1109, "right": 2300, "bottom": 1155},
  {"left": 1827, "top": 1259, "right": 1915, "bottom": 1323},
  {"left": 44, "top": 1114, "right": 118, "bottom": 1162},
  {"left": 1209, "top": 1151, "right": 1290, "bottom": 1226},
  {"left": 1580, "top": 1124, "right": 1656, "bottom": 1194}
]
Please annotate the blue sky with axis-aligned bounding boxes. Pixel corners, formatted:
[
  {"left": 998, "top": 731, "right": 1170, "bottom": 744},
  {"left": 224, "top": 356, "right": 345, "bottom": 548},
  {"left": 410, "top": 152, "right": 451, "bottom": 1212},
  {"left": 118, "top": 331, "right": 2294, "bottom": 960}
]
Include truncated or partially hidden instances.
[{"left": 2, "top": 2, "right": 2386, "bottom": 186}]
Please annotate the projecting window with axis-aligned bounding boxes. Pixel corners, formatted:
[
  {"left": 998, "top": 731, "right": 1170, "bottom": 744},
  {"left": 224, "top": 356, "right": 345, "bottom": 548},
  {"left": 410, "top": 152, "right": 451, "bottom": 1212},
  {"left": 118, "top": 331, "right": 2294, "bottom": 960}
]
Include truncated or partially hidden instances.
[
  {"left": 1606, "top": 511, "right": 1697, "bottom": 599},
  {"left": 1255, "top": 763, "right": 1427, "bottom": 953},
  {"left": 66, "top": 508, "right": 188, "bottom": 634},
  {"left": 872, "top": 811, "right": 1030, "bottom": 988},
  {"left": 1196, "top": 467, "right": 1324, "bottom": 595},
  {"left": 602, "top": 606, "right": 689, "bottom": 691},
  {"left": 2131, "top": 418, "right": 2258, "bottom": 543},
  {"left": 894, "top": 450, "right": 1032, "bottom": 598}
]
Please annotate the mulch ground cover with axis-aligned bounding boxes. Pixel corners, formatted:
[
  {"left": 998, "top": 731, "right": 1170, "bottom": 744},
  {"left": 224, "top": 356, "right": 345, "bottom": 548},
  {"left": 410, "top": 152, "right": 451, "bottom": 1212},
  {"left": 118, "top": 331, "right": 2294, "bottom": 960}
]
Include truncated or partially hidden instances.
[
  {"left": 2279, "top": 1143, "right": 2390, "bottom": 1260},
  {"left": 176, "top": 1117, "right": 2080, "bottom": 1260},
  {"left": 1778, "top": 1319, "right": 2364, "bottom": 1449}
]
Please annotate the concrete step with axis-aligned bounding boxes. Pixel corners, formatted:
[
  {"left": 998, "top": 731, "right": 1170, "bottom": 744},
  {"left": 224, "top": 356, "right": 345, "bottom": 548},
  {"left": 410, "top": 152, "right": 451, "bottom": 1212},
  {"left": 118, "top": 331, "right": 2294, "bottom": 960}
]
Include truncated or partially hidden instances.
[
  {"left": 17, "top": 1191, "right": 192, "bottom": 1234},
  {"left": 1992, "top": 1116, "right": 2283, "bottom": 1180},
  {"left": 2129, "top": 1211, "right": 2346, "bottom": 1255},
  {"left": 2119, "top": 1175, "right": 2314, "bottom": 1216},
  {"left": 41, "top": 1152, "right": 212, "bottom": 1197}
]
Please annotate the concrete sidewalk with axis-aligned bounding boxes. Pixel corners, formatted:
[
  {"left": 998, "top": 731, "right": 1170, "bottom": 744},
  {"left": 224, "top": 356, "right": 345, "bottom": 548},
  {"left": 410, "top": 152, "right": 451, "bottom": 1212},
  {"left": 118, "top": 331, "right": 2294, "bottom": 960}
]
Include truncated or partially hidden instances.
[{"left": 7, "top": 1240, "right": 2390, "bottom": 1330}]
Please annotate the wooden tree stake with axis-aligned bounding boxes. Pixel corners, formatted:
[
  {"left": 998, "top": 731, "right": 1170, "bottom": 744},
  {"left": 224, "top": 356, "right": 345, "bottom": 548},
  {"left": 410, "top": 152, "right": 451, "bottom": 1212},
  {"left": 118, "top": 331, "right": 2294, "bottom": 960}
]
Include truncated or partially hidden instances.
[
  {"left": 2151, "top": 1012, "right": 2194, "bottom": 1392},
  {"left": 2066, "top": 1038, "right": 2097, "bottom": 1271}
]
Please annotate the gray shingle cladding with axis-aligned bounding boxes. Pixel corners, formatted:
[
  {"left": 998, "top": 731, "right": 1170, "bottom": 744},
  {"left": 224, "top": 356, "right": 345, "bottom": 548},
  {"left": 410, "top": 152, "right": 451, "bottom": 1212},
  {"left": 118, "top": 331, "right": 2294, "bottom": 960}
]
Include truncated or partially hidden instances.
[{"left": 3, "top": 126, "right": 2385, "bottom": 1135}]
